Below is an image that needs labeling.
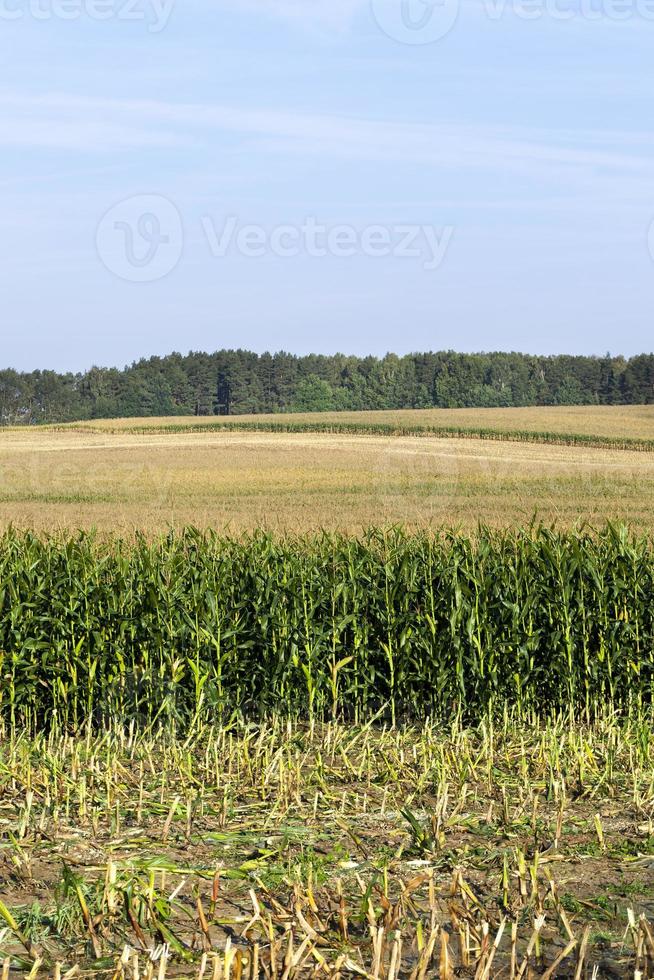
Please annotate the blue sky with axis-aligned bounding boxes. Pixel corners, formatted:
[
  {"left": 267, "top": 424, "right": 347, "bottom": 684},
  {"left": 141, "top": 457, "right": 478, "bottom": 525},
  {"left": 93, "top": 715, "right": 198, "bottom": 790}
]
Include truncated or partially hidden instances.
[{"left": 2, "top": 0, "right": 654, "bottom": 372}]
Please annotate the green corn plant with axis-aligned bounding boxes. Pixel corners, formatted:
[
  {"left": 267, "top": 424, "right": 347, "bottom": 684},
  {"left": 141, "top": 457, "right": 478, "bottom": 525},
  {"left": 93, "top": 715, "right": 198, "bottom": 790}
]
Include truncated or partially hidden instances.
[{"left": 0, "top": 524, "right": 653, "bottom": 731}]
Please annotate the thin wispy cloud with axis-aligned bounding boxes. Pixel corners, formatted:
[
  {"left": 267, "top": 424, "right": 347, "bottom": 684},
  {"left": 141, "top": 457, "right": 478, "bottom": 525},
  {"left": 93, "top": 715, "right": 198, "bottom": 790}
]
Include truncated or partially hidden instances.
[{"left": 3, "top": 92, "right": 653, "bottom": 183}]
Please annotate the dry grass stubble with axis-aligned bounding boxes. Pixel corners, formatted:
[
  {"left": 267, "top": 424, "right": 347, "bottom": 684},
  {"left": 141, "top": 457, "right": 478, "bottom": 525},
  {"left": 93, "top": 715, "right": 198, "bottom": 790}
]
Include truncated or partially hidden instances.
[{"left": 0, "top": 427, "right": 653, "bottom": 533}]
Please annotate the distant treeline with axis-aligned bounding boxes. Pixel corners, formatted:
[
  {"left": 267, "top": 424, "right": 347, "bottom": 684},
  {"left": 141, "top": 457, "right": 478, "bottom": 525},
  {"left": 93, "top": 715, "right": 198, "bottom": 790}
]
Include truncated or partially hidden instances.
[{"left": 1, "top": 349, "right": 653, "bottom": 425}]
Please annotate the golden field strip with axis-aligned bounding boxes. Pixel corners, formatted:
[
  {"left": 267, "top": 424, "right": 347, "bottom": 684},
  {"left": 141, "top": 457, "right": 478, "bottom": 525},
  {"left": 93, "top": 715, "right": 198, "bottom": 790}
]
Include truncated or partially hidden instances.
[
  {"left": 1, "top": 406, "right": 654, "bottom": 533},
  {"left": 68, "top": 405, "right": 654, "bottom": 442}
]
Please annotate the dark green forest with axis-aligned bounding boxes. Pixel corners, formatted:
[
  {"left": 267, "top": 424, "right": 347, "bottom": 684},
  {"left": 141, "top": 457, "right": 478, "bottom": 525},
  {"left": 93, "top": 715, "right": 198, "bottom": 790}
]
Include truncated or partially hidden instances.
[{"left": 1, "top": 349, "right": 653, "bottom": 425}]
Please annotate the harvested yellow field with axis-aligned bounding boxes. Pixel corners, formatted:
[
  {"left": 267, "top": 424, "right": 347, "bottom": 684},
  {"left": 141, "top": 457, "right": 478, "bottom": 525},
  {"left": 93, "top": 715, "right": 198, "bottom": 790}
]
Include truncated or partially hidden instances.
[
  {"left": 1, "top": 417, "right": 654, "bottom": 534},
  {"left": 70, "top": 404, "right": 654, "bottom": 441}
]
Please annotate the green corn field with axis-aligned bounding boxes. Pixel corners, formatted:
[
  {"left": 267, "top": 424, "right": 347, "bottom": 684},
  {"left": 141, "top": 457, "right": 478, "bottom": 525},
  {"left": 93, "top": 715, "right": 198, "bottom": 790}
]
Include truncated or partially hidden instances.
[{"left": 0, "top": 523, "right": 652, "bottom": 731}]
